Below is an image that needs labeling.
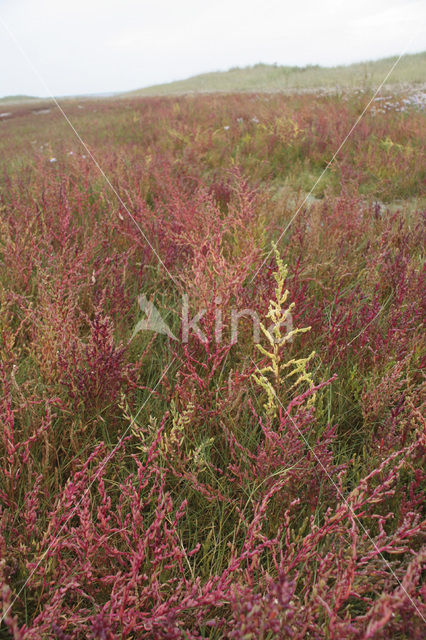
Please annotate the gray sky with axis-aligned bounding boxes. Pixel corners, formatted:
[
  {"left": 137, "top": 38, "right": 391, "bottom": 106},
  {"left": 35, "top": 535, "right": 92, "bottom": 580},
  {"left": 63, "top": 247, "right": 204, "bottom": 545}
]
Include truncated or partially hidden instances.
[{"left": 0, "top": 0, "right": 424, "bottom": 97}]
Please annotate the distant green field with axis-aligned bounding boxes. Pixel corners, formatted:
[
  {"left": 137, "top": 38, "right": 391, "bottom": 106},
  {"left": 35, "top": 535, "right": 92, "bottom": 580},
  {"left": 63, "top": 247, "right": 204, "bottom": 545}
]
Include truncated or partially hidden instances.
[
  {"left": 1, "top": 53, "right": 424, "bottom": 104},
  {"left": 0, "top": 94, "right": 38, "bottom": 103},
  {"left": 126, "top": 51, "right": 426, "bottom": 96}
]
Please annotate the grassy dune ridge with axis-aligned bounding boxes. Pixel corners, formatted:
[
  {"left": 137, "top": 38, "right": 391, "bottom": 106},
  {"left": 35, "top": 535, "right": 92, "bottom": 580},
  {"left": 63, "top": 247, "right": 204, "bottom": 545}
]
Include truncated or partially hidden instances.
[{"left": 126, "top": 51, "right": 426, "bottom": 96}]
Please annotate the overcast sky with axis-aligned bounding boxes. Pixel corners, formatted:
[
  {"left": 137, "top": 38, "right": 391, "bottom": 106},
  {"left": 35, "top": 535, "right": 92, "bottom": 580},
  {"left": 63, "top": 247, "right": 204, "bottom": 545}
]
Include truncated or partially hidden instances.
[{"left": 0, "top": 0, "right": 424, "bottom": 97}]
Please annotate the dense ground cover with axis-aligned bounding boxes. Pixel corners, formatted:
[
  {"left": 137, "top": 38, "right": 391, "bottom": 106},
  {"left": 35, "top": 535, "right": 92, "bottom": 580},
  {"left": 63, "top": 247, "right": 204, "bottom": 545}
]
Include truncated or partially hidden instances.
[{"left": 0, "top": 91, "right": 425, "bottom": 638}]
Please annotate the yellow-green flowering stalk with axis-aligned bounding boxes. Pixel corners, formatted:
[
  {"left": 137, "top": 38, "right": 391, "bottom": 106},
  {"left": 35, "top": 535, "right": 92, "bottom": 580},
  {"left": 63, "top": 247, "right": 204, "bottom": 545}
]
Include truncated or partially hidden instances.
[{"left": 253, "top": 243, "right": 316, "bottom": 416}]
